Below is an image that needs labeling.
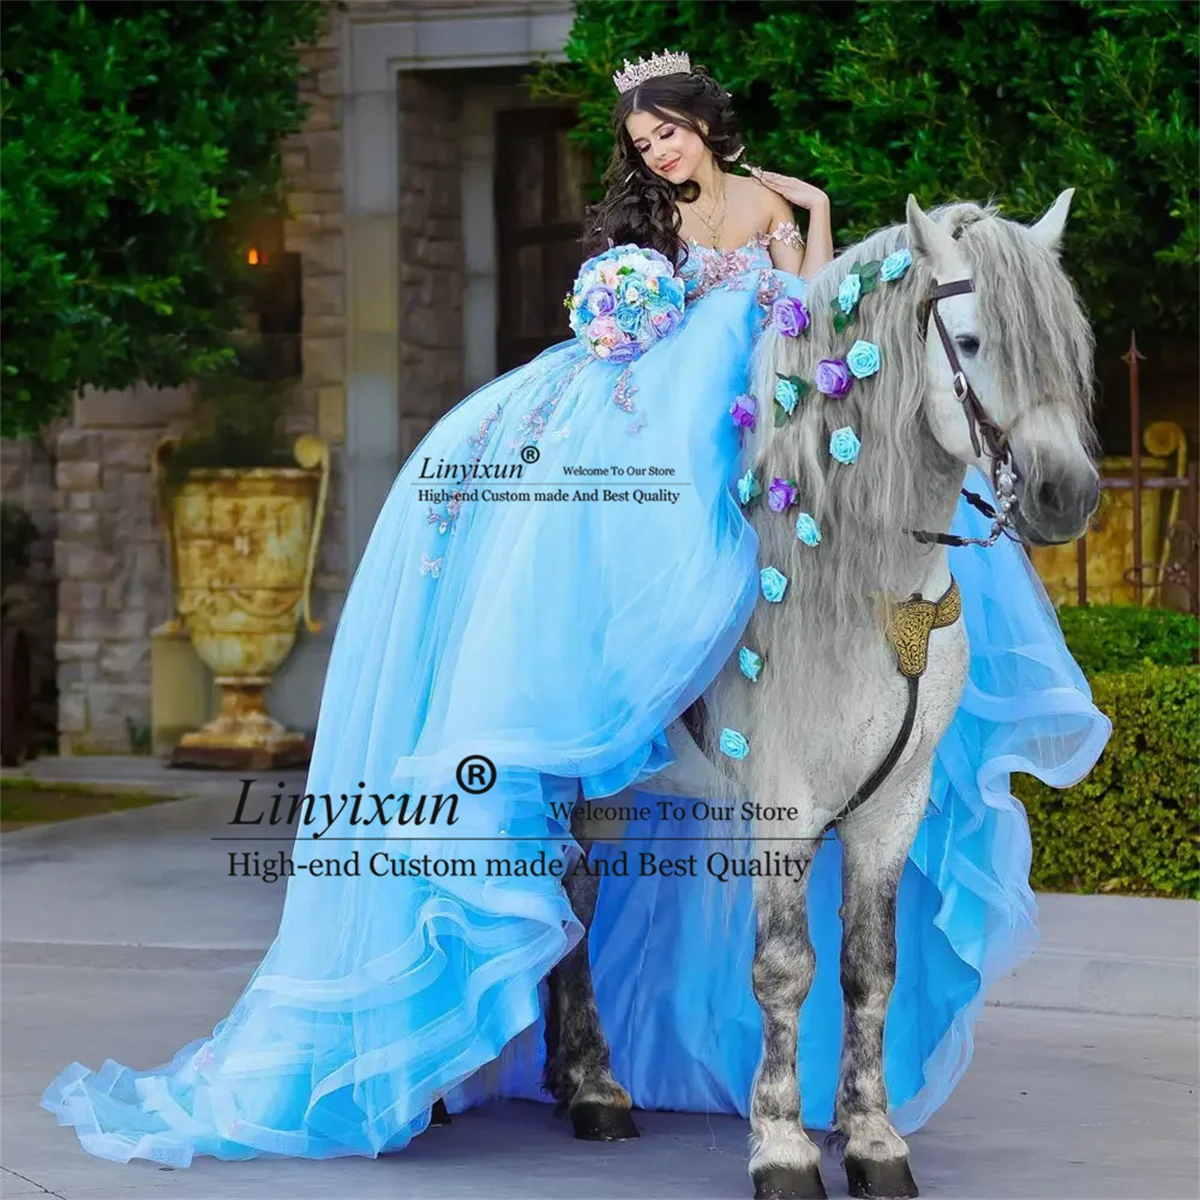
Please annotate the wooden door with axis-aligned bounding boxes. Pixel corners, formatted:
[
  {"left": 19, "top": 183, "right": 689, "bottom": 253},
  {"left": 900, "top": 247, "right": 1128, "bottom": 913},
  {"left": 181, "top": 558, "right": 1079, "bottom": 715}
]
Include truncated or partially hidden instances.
[{"left": 495, "top": 108, "right": 588, "bottom": 373}]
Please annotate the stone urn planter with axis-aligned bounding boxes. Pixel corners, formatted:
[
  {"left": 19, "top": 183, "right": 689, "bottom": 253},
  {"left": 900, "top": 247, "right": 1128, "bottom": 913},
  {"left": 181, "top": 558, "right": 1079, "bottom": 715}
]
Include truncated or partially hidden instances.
[{"left": 152, "top": 434, "right": 329, "bottom": 769}]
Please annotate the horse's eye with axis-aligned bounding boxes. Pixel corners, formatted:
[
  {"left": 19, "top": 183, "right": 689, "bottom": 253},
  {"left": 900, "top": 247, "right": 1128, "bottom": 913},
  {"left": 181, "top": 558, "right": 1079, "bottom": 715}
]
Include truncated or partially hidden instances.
[{"left": 956, "top": 335, "right": 980, "bottom": 357}]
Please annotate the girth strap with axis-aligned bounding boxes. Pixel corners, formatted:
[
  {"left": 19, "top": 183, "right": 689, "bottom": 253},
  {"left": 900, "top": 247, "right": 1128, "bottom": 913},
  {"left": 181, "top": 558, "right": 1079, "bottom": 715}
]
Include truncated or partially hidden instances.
[{"left": 830, "top": 577, "right": 961, "bottom": 827}]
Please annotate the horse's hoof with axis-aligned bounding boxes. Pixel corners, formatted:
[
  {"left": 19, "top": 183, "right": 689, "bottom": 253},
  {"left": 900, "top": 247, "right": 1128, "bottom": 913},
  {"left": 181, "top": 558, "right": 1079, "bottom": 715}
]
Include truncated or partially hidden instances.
[
  {"left": 845, "top": 1154, "right": 918, "bottom": 1199},
  {"left": 751, "top": 1164, "right": 828, "bottom": 1200},
  {"left": 430, "top": 1099, "right": 452, "bottom": 1127},
  {"left": 569, "top": 1102, "right": 639, "bottom": 1141}
]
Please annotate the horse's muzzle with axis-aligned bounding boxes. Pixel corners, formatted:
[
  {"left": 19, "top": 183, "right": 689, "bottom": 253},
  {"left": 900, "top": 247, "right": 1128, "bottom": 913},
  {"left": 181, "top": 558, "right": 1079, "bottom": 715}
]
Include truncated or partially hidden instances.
[{"left": 1012, "top": 460, "right": 1100, "bottom": 546}]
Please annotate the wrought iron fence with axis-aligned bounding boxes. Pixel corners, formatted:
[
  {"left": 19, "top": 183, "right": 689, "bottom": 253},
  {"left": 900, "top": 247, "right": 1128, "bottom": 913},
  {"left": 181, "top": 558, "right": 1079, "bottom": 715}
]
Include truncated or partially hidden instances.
[{"left": 1072, "top": 333, "right": 1199, "bottom": 614}]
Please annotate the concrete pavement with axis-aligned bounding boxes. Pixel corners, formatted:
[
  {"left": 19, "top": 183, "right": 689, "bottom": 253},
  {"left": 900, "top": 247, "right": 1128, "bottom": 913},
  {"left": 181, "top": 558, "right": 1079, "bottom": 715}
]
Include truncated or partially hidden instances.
[{"left": 1, "top": 758, "right": 1197, "bottom": 1198}]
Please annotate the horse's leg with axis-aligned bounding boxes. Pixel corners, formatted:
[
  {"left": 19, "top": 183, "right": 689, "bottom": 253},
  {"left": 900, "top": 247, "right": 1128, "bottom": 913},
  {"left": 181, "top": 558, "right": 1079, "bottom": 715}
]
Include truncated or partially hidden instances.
[
  {"left": 748, "top": 839, "right": 826, "bottom": 1200},
  {"left": 542, "top": 807, "right": 638, "bottom": 1142},
  {"left": 833, "top": 770, "right": 930, "bottom": 1200}
]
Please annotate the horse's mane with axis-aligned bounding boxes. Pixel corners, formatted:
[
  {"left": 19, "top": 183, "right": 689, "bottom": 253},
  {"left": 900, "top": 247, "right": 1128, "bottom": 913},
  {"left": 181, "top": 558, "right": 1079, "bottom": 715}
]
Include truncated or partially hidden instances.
[{"left": 745, "top": 200, "right": 1096, "bottom": 647}]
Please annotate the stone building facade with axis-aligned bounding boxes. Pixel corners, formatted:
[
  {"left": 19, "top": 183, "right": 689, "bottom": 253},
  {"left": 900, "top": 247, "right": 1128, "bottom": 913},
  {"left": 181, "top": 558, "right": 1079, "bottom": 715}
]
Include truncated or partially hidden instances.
[{"left": 0, "top": 1, "right": 579, "bottom": 755}]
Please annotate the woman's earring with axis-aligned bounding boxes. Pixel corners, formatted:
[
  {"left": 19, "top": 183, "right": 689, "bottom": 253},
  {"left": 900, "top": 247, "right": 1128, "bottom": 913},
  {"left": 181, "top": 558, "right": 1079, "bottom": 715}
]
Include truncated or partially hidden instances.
[
  {"left": 624, "top": 169, "right": 638, "bottom": 184},
  {"left": 723, "top": 146, "right": 746, "bottom": 163}
]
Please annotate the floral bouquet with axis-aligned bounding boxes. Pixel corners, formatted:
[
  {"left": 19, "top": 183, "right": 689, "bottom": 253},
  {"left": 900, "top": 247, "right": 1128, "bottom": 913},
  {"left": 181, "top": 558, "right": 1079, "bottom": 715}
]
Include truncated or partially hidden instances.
[{"left": 566, "top": 244, "right": 686, "bottom": 363}]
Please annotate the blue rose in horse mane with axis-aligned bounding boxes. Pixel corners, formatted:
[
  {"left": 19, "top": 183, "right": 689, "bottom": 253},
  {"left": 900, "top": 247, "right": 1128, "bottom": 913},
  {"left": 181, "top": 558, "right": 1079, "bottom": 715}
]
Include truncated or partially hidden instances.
[
  {"left": 794, "top": 512, "right": 822, "bottom": 546},
  {"left": 880, "top": 247, "right": 913, "bottom": 281},
  {"left": 829, "top": 425, "right": 862, "bottom": 464},
  {"left": 846, "top": 339, "right": 882, "bottom": 379},
  {"left": 837, "top": 271, "right": 862, "bottom": 313},
  {"left": 774, "top": 376, "right": 800, "bottom": 413},
  {"left": 759, "top": 566, "right": 789, "bottom": 602}
]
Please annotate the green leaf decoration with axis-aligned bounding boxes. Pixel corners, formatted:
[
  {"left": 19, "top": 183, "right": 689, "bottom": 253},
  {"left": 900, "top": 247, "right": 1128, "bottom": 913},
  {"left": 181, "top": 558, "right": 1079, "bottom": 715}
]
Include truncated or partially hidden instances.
[
  {"left": 859, "top": 259, "right": 883, "bottom": 280},
  {"left": 833, "top": 311, "right": 852, "bottom": 334},
  {"left": 792, "top": 376, "right": 811, "bottom": 398},
  {"left": 774, "top": 405, "right": 790, "bottom": 427},
  {"left": 860, "top": 274, "right": 879, "bottom": 296}
]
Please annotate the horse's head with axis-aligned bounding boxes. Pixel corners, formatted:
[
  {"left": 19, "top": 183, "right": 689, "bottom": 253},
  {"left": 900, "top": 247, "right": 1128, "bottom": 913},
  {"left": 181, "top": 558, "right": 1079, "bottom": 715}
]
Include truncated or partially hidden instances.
[{"left": 905, "top": 192, "right": 1099, "bottom": 546}]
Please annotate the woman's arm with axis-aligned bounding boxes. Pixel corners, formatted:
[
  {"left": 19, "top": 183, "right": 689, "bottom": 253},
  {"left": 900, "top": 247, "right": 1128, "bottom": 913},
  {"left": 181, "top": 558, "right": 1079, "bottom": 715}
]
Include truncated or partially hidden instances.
[{"left": 751, "top": 168, "right": 834, "bottom": 280}]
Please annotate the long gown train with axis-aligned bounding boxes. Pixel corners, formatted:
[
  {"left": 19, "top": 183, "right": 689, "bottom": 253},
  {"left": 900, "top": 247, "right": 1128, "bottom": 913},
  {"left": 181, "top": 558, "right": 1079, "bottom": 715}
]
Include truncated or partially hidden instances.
[{"left": 42, "top": 236, "right": 1110, "bottom": 1166}]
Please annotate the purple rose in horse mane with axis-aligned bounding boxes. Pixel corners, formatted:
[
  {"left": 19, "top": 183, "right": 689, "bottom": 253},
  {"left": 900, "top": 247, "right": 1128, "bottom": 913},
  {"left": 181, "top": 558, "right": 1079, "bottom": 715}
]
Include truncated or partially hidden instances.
[
  {"left": 771, "top": 296, "right": 810, "bottom": 338},
  {"left": 815, "top": 358, "right": 853, "bottom": 398},
  {"left": 767, "top": 477, "right": 798, "bottom": 512},
  {"left": 730, "top": 394, "right": 757, "bottom": 429}
]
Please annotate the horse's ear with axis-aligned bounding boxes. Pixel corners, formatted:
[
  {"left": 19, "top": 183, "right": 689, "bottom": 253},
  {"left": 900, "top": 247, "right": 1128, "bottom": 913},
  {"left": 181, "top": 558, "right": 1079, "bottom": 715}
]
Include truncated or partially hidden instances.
[
  {"left": 1030, "top": 188, "right": 1074, "bottom": 253},
  {"left": 905, "top": 194, "right": 956, "bottom": 274}
]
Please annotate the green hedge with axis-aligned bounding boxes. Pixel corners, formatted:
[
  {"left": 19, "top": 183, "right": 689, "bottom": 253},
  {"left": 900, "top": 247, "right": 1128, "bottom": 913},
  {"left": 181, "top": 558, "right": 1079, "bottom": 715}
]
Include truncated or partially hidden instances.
[
  {"left": 1057, "top": 605, "right": 1199, "bottom": 676},
  {"left": 1014, "top": 663, "right": 1199, "bottom": 898}
]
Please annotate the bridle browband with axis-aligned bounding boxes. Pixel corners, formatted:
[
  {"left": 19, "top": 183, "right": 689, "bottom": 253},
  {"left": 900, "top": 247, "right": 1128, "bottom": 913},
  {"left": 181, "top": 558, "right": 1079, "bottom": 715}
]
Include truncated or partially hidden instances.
[{"left": 911, "top": 277, "right": 1019, "bottom": 550}]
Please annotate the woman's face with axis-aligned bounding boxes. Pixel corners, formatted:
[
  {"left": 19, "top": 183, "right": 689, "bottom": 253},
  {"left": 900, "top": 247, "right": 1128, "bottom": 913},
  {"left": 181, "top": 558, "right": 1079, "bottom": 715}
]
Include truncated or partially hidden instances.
[{"left": 625, "top": 109, "right": 708, "bottom": 185}]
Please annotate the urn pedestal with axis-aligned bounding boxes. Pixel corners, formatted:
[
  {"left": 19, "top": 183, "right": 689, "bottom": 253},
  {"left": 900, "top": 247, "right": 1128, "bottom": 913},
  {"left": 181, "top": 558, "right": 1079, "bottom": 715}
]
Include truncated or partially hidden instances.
[{"left": 153, "top": 435, "right": 329, "bottom": 769}]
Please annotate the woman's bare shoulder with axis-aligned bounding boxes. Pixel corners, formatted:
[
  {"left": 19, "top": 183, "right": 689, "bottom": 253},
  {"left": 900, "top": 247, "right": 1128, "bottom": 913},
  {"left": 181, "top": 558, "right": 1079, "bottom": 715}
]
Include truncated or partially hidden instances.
[{"left": 728, "top": 172, "right": 790, "bottom": 231}]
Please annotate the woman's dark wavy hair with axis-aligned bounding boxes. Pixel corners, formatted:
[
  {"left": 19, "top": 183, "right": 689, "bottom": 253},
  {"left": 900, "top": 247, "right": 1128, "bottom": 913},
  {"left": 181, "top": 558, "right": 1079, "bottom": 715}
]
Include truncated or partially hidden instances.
[{"left": 582, "top": 66, "right": 743, "bottom": 264}]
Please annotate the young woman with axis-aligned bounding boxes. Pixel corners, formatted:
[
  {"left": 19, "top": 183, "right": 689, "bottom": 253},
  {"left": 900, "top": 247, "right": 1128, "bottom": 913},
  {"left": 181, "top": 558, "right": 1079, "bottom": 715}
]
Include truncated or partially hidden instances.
[{"left": 42, "top": 53, "right": 1107, "bottom": 1168}]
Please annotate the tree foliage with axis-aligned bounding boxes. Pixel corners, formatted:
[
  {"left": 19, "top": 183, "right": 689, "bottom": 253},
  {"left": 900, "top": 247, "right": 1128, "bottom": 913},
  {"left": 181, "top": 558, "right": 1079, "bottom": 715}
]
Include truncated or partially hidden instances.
[
  {"left": 549, "top": 0, "right": 1198, "bottom": 344},
  {"left": 0, "top": 0, "right": 325, "bottom": 437}
]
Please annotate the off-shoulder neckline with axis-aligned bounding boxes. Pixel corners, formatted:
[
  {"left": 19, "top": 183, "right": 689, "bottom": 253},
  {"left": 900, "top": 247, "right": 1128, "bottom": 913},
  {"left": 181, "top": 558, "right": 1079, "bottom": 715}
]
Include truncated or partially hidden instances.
[{"left": 686, "top": 232, "right": 771, "bottom": 255}]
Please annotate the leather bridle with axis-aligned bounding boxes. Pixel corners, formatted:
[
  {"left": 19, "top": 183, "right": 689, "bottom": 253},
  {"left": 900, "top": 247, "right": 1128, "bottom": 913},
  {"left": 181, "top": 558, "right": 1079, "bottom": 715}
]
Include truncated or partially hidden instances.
[{"left": 912, "top": 277, "right": 1019, "bottom": 550}]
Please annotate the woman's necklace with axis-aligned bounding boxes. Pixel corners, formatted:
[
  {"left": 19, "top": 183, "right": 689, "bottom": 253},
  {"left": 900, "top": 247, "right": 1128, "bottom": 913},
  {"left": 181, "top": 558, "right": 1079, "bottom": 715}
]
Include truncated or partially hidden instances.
[{"left": 693, "top": 177, "right": 727, "bottom": 248}]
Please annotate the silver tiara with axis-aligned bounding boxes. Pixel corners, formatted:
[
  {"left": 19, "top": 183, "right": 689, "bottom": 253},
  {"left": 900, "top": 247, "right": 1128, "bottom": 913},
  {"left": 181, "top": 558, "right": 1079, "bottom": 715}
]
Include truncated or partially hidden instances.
[{"left": 612, "top": 50, "right": 692, "bottom": 94}]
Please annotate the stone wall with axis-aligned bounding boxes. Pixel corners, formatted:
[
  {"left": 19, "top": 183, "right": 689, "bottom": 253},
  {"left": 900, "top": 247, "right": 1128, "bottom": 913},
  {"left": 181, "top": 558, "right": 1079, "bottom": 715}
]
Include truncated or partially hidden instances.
[
  {"left": 0, "top": 434, "right": 59, "bottom": 748},
  {"left": 52, "top": 386, "right": 192, "bottom": 753},
  {"left": 397, "top": 71, "right": 465, "bottom": 465}
]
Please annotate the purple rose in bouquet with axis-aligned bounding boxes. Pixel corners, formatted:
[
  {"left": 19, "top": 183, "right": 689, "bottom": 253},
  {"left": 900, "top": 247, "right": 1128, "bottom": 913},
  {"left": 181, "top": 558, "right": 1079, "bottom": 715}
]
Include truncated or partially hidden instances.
[
  {"left": 648, "top": 301, "right": 682, "bottom": 338},
  {"left": 583, "top": 286, "right": 616, "bottom": 317}
]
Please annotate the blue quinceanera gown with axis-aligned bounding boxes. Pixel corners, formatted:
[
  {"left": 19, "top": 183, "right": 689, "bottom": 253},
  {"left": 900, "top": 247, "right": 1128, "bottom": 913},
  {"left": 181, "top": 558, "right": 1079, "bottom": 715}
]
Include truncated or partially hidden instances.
[{"left": 42, "top": 236, "right": 1110, "bottom": 1166}]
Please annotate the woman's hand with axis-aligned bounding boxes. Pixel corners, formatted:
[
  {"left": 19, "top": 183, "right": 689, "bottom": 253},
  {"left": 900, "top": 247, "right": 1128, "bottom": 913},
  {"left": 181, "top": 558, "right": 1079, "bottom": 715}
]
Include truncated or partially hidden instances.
[{"left": 744, "top": 165, "right": 829, "bottom": 212}]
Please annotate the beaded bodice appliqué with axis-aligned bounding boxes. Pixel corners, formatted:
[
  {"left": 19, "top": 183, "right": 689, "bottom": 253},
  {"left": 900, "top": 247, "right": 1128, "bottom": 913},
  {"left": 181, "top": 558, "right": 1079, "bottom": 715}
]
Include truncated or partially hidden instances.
[{"left": 679, "top": 233, "right": 775, "bottom": 302}]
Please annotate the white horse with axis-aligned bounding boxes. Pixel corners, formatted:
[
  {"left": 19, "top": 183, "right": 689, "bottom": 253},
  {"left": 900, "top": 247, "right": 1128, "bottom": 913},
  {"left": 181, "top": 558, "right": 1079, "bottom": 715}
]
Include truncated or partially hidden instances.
[{"left": 544, "top": 192, "right": 1099, "bottom": 1200}]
